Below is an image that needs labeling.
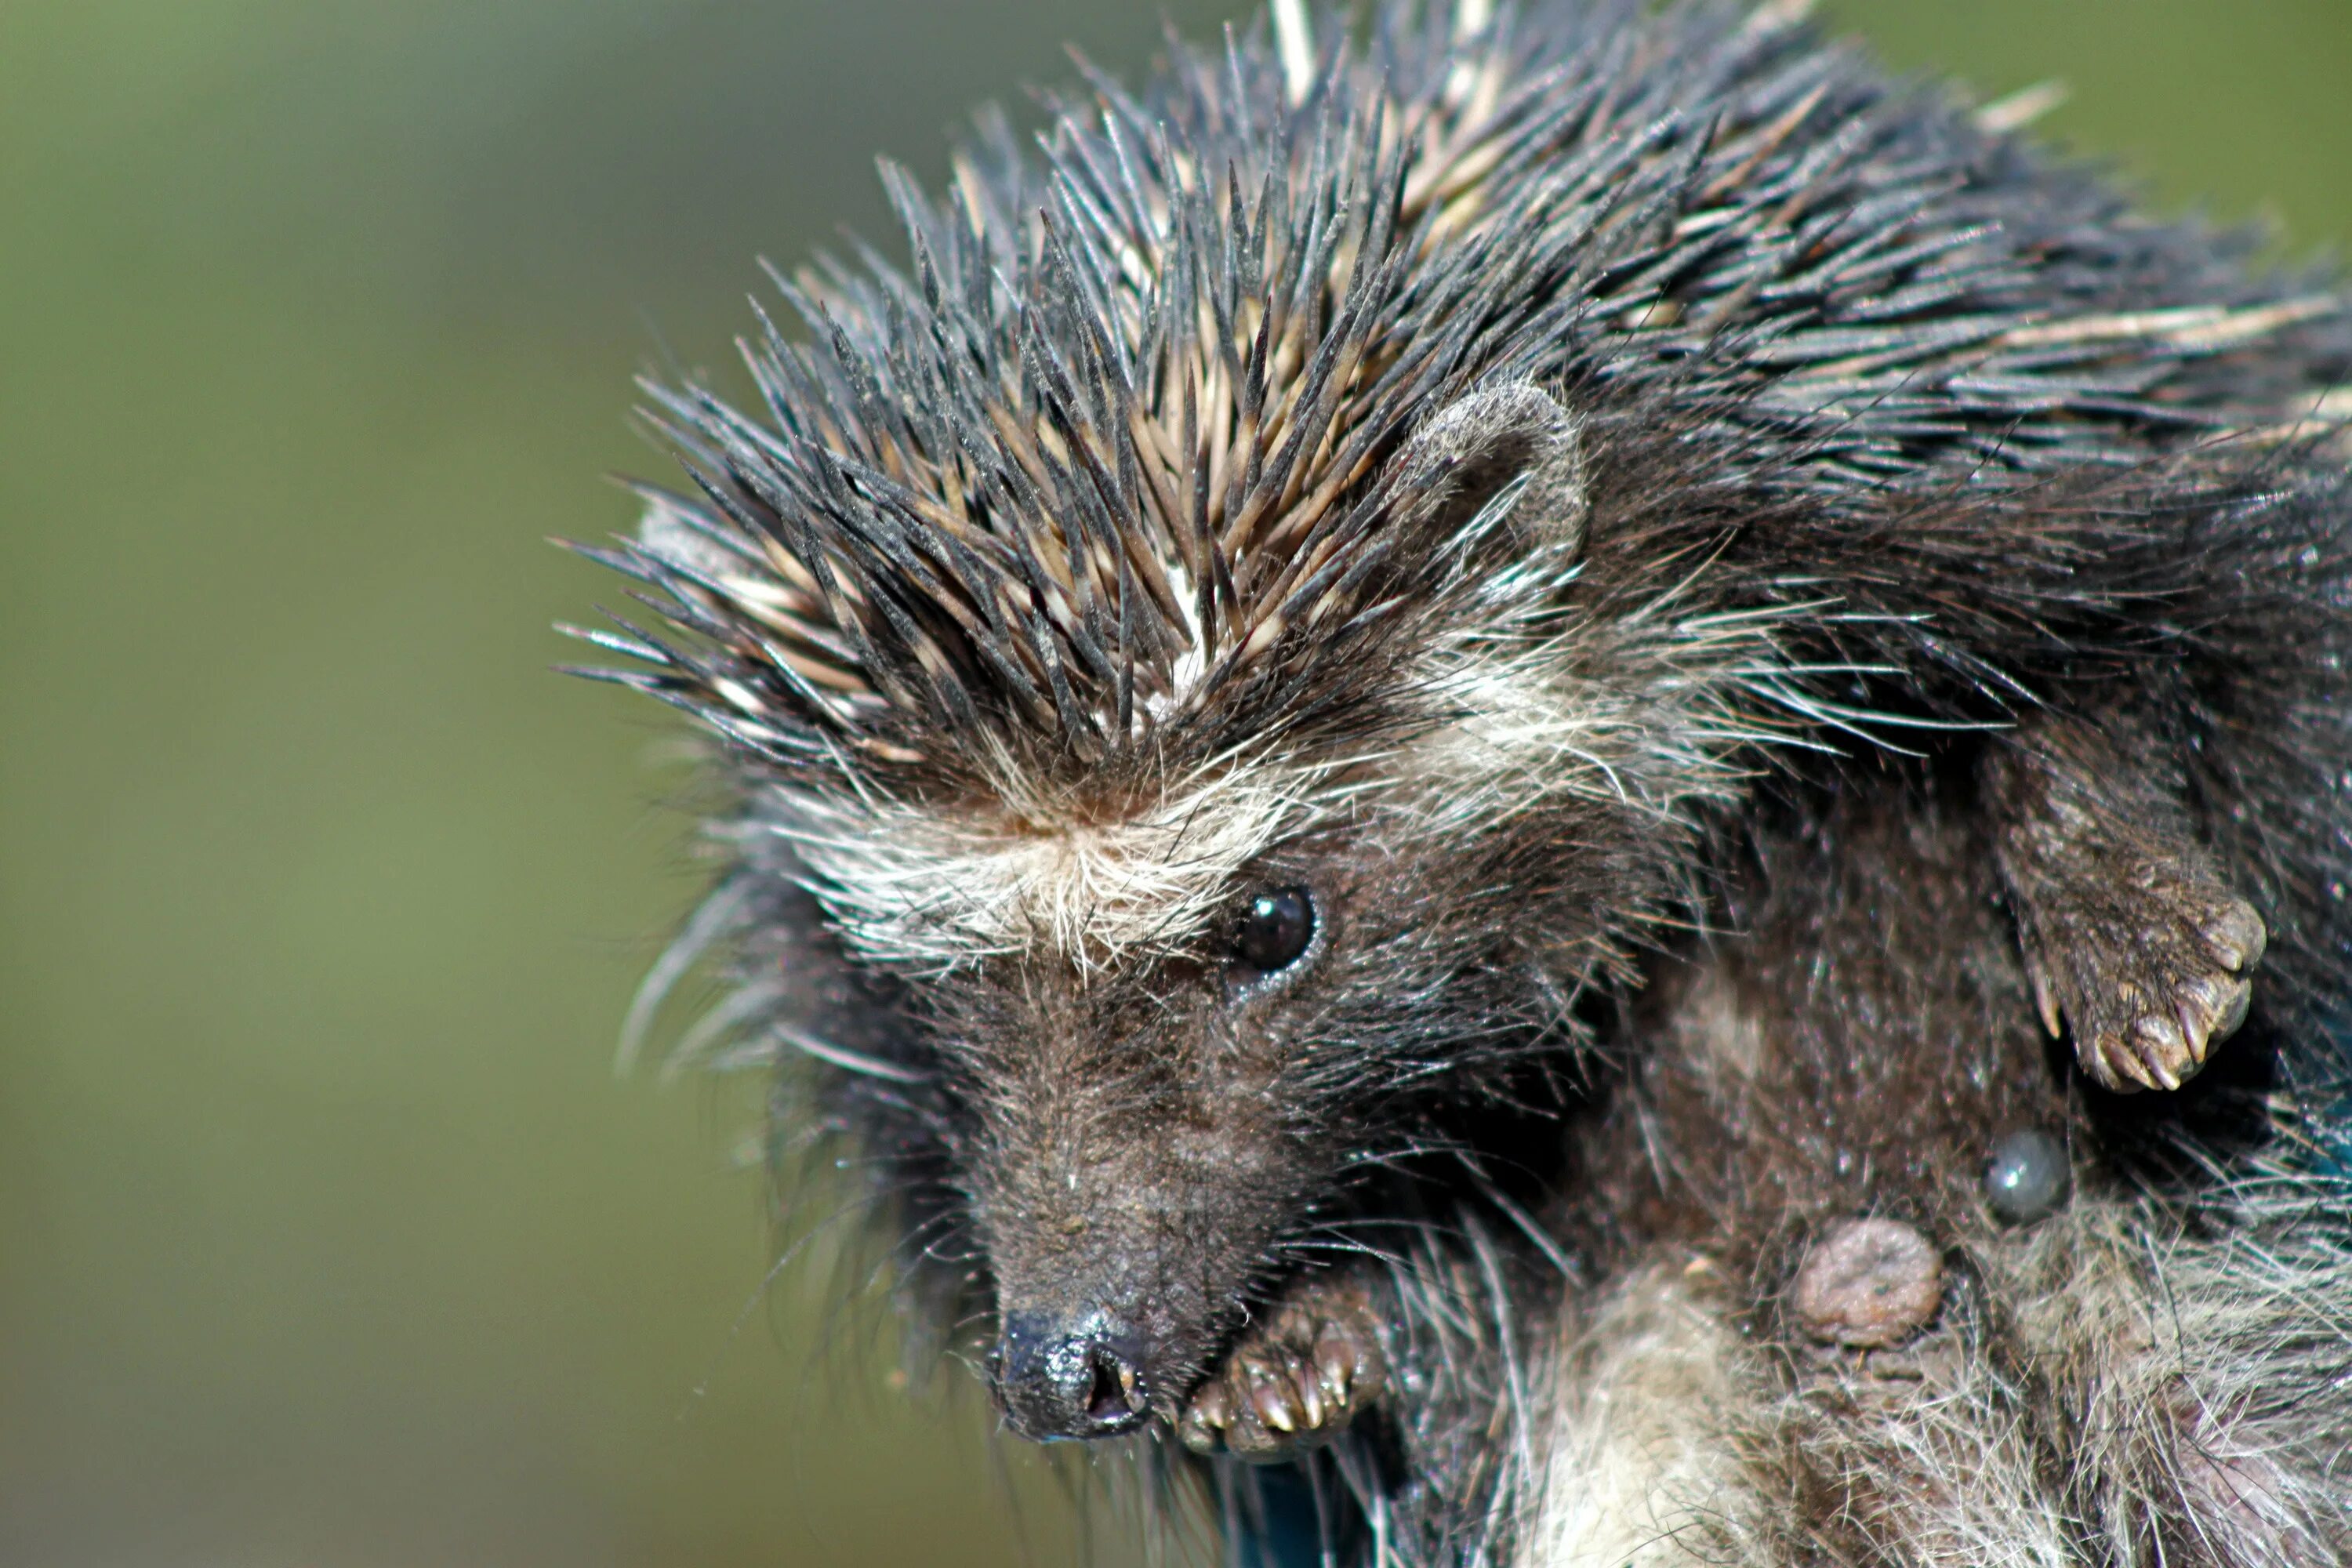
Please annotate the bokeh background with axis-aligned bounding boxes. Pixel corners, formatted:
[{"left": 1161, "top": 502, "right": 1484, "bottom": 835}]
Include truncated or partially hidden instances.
[{"left": 2, "top": 2, "right": 2346, "bottom": 1563}]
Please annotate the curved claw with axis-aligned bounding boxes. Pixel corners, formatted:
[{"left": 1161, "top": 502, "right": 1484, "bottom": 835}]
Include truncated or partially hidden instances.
[{"left": 1178, "top": 1282, "right": 1388, "bottom": 1461}]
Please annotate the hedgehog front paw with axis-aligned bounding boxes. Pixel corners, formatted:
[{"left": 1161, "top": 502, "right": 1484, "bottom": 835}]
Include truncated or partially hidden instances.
[
  {"left": 2021, "top": 863, "right": 2265, "bottom": 1094},
  {"left": 1177, "top": 1276, "right": 1386, "bottom": 1461}
]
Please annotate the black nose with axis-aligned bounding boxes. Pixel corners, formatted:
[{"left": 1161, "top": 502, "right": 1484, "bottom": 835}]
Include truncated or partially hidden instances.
[{"left": 993, "top": 1310, "right": 1153, "bottom": 1440}]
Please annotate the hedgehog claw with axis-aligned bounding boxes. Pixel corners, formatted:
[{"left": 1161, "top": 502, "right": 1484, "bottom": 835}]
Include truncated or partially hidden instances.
[
  {"left": 1987, "top": 721, "right": 2271, "bottom": 1095},
  {"left": 1180, "top": 1275, "right": 1386, "bottom": 1461},
  {"left": 2033, "top": 880, "right": 2266, "bottom": 1095},
  {"left": 1999, "top": 837, "right": 2265, "bottom": 1094},
  {"left": 2026, "top": 953, "right": 2064, "bottom": 1039}
]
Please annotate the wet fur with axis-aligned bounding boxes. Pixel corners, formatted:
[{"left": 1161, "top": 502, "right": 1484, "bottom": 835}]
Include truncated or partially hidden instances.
[{"left": 572, "top": 2, "right": 2352, "bottom": 1563}]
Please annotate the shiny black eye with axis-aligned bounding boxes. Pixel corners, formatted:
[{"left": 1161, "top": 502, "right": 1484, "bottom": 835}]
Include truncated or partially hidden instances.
[{"left": 1233, "top": 887, "right": 1316, "bottom": 973}]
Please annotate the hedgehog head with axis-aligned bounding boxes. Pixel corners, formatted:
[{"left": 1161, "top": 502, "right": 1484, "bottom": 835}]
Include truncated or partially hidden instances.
[{"left": 575, "top": 26, "right": 1781, "bottom": 1443}]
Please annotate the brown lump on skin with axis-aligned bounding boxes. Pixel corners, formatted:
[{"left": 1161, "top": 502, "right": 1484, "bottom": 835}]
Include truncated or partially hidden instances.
[{"left": 1791, "top": 1218, "right": 1944, "bottom": 1348}]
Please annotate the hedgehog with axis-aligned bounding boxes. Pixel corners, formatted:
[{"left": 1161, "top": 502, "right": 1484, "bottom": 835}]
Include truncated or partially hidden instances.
[{"left": 566, "top": 1, "right": 2352, "bottom": 1562}]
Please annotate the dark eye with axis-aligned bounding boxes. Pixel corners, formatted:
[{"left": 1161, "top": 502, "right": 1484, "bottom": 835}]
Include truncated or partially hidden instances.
[{"left": 1233, "top": 887, "right": 1316, "bottom": 973}]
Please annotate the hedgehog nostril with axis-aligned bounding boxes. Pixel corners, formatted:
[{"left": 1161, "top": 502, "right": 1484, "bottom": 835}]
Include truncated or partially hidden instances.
[{"left": 1085, "top": 1345, "right": 1136, "bottom": 1423}]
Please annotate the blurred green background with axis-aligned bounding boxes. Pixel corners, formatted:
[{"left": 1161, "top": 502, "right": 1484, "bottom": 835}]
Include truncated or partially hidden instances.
[{"left": 1, "top": 2, "right": 2344, "bottom": 1563}]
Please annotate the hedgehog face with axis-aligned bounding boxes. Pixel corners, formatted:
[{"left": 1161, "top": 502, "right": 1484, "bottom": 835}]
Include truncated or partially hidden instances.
[
  {"left": 765, "top": 619, "right": 1718, "bottom": 1442},
  {"left": 604, "top": 361, "right": 1760, "bottom": 1439},
  {"left": 937, "top": 870, "right": 1356, "bottom": 1439},
  {"left": 885, "top": 792, "right": 1639, "bottom": 1440}
]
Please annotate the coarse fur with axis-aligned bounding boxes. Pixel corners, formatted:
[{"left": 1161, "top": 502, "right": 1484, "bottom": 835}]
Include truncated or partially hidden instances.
[{"left": 566, "top": 1, "right": 2352, "bottom": 1563}]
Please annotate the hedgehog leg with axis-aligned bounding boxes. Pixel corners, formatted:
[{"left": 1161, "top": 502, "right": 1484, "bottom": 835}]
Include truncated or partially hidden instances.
[
  {"left": 1981, "top": 713, "right": 2267, "bottom": 1093},
  {"left": 1177, "top": 1269, "right": 1388, "bottom": 1461}
]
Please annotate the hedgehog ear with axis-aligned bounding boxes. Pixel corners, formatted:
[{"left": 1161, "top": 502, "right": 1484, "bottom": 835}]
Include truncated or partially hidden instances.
[{"left": 1392, "top": 381, "right": 1588, "bottom": 556}]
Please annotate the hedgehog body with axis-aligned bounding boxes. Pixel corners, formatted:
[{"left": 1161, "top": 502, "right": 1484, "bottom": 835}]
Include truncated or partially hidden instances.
[{"left": 574, "top": 3, "right": 2352, "bottom": 1563}]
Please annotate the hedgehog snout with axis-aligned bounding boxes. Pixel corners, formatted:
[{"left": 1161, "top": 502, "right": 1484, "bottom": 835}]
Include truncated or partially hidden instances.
[
  {"left": 958, "top": 979, "right": 1321, "bottom": 1442},
  {"left": 992, "top": 1308, "right": 1156, "bottom": 1441},
  {"left": 975, "top": 1150, "right": 1282, "bottom": 1443},
  {"left": 978, "top": 1189, "right": 1247, "bottom": 1443}
]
